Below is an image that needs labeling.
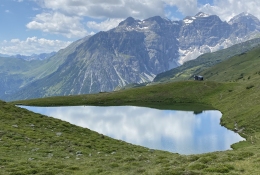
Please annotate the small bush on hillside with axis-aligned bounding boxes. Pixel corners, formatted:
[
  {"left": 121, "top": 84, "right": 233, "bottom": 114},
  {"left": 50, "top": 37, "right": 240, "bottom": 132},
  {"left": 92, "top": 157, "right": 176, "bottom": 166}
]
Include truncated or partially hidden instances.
[
  {"left": 189, "top": 163, "right": 207, "bottom": 170},
  {"left": 246, "top": 85, "right": 254, "bottom": 89}
]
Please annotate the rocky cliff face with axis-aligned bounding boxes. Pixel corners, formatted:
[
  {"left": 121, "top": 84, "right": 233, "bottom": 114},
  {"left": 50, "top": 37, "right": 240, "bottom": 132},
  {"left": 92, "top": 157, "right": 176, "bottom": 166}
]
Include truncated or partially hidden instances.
[
  {"left": 5, "top": 12, "right": 260, "bottom": 100},
  {"left": 229, "top": 12, "right": 260, "bottom": 39}
]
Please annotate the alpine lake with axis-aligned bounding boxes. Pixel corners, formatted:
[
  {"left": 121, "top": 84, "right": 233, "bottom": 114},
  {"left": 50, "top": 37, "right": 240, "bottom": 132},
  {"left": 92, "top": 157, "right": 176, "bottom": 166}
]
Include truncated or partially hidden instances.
[{"left": 18, "top": 105, "right": 245, "bottom": 155}]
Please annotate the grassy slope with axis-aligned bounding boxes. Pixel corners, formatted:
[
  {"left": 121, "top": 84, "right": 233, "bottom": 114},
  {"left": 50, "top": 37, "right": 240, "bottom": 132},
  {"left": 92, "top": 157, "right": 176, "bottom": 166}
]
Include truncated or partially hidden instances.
[
  {"left": 8, "top": 82, "right": 259, "bottom": 174},
  {"left": 202, "top": 47, "right": 260, "bottom": 82},
  {"left": 4, "top": 47, "right": 260, "bottom": 174}
]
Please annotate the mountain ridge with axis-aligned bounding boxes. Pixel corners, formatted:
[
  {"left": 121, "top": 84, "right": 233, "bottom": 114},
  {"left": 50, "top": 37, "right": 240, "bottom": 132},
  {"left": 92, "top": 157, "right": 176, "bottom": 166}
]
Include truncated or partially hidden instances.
[
  {"left": 0, "top": 36, "right": 90, "bottom": 99},
  {"left": 0, "top": 52, "right": 57, "bottom": 61},
  {"left": 3, "top": 12, "right": 260, "bottom": 101}
]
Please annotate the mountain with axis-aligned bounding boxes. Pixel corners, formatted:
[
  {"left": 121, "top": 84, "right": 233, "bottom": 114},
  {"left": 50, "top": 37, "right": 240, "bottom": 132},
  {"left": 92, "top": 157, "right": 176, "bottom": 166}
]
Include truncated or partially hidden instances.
[
  {"left": 229, "top": 12, "right": 260, "bottom": 38},
  {"left": 4, "top": 12, "right": 260, "bottom": 101},
  {"left": 0, "top": 53, "right": 9, "bottom": 57},
  {"left": 0, "top": 57, "right": 43, "bottom": 96},
  {"left": 0, "top": 36, "right": 90, "bottom": 99},
  {"left": 11, "top": 52, "right": 57, "bottom": 61},
  {"left": 229, "top": 12, "right": 260, "bottom": 29},
  {"left": 153, "top": 37, "right": 260, "bottom": 83},
  {"left": 0, "top": 52, "right": 57, "bottom": 61}
]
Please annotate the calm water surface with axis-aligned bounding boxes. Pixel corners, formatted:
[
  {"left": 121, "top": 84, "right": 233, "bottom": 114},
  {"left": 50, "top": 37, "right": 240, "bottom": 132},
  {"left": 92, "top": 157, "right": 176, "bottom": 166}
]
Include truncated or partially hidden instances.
[{"left": 19, "top": 106, "right": 244, "bottom": 155}]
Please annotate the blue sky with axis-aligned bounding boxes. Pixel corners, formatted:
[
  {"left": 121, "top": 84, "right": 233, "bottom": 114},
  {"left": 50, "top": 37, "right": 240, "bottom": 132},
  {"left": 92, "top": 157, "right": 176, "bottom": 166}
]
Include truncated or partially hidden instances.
[{"left": 1, "top": 0, "right": 259, "bottom": 55}]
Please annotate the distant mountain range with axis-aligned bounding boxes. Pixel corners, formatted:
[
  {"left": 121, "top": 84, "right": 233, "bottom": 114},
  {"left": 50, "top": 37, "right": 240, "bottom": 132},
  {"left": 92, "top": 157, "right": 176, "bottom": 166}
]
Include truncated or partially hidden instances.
[
  {"left": 0, "top": 53, "right": 9, "bottom": 57},
  {"left": 0, "top": 52, "right": 56, "bottom": 61},
  {"left": 2, "top": 12, "right": 260, "bottom": 101}
]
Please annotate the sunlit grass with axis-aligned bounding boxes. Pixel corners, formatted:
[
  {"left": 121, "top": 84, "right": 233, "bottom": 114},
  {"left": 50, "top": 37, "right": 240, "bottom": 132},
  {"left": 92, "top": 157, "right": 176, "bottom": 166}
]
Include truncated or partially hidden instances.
[
  {"left": 4, "top": 46, "right": 260, "bottom": 174},
  {"left": 6, "top": 78, "right": 259, "bottom": 174}
]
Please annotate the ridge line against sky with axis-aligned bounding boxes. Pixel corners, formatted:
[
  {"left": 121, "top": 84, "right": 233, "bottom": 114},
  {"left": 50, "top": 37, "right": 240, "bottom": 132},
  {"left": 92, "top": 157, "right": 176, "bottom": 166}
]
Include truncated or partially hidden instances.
[{"left": 1, "top": 0, "right": 260, "bottom": 56}]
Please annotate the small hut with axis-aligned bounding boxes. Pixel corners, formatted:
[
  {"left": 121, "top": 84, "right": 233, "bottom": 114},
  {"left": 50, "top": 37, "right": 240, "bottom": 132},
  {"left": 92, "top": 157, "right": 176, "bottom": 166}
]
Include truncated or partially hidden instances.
[{"left": 194, "top": 75, "right": 203, "bottom": 81}]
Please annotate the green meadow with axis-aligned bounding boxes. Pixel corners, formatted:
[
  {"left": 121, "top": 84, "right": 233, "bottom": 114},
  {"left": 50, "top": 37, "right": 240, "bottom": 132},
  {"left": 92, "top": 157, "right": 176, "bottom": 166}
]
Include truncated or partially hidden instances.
[{"left": 2, "top": 46, "right": 260, "bottom": 174}]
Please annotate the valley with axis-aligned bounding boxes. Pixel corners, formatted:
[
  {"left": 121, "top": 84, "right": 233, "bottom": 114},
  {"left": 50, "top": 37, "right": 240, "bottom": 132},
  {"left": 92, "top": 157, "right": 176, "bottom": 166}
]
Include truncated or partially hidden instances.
[
  {"left": 1, "top": 11, "right": 260, "bottom": 175},
  {"left": 6, "top": 41, "right": 260, "bottom": 174}
]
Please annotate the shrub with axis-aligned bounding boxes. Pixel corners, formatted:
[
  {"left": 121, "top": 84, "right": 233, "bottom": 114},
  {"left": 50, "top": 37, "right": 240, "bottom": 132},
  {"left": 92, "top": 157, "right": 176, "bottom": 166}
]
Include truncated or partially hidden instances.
[
  {"left": 236, "top": 152, "right": 254, "bottom": 160},
  {"left": 246, "top": 85, "right": 254, "bottom": 89},
  {"left": 189, "top": 163, "right": 207, "bottom": 170},
  {"left": 198, "top": 157, "right": 212, "bottom": 164},
  {"left": 108, "top": 163, "right": 119, "bottom": 168},
  {"left": 205, "top": 165, "right": 230, "bottom": 173}
]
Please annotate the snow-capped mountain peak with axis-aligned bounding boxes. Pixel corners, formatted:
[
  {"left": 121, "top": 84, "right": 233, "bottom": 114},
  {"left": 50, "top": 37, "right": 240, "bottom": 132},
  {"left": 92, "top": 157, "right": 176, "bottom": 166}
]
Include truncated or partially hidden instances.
[
  {"left": 5, "top": 12, "right": 260, "bottom": 100},
  {"left": 183, "top": 12, "right": 211, "bottom": 24},
  {"left": 183, "top": 18, "right": 195, "bottom": 24},
  {"left": 195, "top": 12, "right": 210, "bottom": 18},
  {"left": 228, "top": 12, "right": 260, "bottom": 25}
]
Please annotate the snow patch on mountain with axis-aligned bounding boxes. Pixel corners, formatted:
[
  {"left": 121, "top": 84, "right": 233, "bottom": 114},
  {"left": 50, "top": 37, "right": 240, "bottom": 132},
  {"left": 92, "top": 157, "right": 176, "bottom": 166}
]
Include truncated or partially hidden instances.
[
  {"left": 184, "top": 19, "right": 194, "bottom": 24},
  {"left": 178, "top": 47, "right": 204, "bottom": 65},
  {"left": 113, "top": 65, "right": 127, "bottom": 87},
  {"left": 144, "top": 73, "right": 156, "bottom": 82},
  {"left": 195, "top": 12, "right": 210, "bottom": 18},
  {"left": 177, "top": 34, "right": 260, "bottom": 65}
]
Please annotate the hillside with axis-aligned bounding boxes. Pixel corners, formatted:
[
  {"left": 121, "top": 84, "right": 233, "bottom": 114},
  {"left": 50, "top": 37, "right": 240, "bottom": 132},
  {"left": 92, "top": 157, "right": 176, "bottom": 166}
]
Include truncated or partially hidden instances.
[
  {"left": 0, "top": 57, "right": 43, "bottom": 96},
  {"left": 154, "top": 37, "right": 260, "bottom": 83},
  {"left": 0, "top": 36, "right": 89, "bottom": 100},
  {"left": 5, "top": 44, "right": 260, "bottom": 174},
  {"left": 202, "top": 45, "right": 260, "bottom": 82},
  {"left": 7, "top": 52, "right": 56, "bottom": 61}
]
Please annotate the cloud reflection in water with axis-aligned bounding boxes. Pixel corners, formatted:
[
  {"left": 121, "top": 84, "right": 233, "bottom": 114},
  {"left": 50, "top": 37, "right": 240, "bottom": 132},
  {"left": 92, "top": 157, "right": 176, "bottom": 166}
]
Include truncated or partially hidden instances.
[{"left": 21, "top": 106, "right": 244, "bottom": 155}]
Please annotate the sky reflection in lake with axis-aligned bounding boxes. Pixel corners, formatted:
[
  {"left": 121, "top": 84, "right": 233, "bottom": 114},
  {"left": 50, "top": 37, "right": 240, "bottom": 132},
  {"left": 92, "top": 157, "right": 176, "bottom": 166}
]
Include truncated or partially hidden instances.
[{"left": 20, "top": 105, "right": 244, "bottom": 155}]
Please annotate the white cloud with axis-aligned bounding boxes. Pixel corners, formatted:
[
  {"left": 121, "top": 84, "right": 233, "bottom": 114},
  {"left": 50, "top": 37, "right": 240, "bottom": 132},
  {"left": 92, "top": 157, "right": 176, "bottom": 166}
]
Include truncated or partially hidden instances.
[
  {"left": 33, "top": 0, "right": 260, "bottom": 21},
  {"left": 29, "top": 0, "right": 166, "bottom": 37},
  {"left": 163, "top": 0, "right": 198, "bottom": 16},
  {"left": 10, "top": 39, "right": 20, "bottom": 43},
  {"left": 39, "top": 0, "right": 165, "bottom": 19},
  {"left": 163, "top": 0, "right": 260, "bottom": 21},
  {"left": 26, "top": 12, "right": 88, "bottom": 38},
  {"left": 29, "top": 0, "right": 192, "bottom": 37},
  {"left": 199, "top": 0, "right": 260, "bottom": 21},
  {"left": 87, "top": 18, "right": 123, "bottom": 31},
  {"left": 5, "top": 10, "right": 10, "bottom": 13},
  {"left": 0, "top": 37, "right": 71, "bottom": 55},
  {"left": 27, "top": 0, "right": 260, "bottom": 38}
]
